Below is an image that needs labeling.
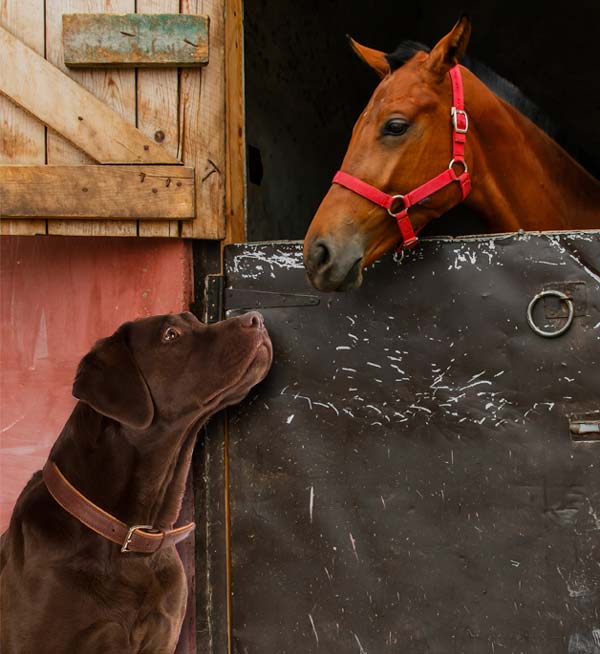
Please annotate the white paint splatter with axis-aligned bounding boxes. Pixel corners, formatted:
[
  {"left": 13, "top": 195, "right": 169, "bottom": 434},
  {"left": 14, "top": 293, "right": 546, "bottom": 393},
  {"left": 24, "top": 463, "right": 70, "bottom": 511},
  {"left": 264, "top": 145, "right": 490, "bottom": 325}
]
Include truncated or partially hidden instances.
[
  {"left": 365, "top": 405, "right": 382, "bottom": 414},
  {"left": 232, "top": 247, "right": 304, "bottom": 277},
  {"left": 409, "top": 404, "right": 432, "bottom": 414},
  {"left": 349, "top": 533, "right": 359, "bottom": 562},
  {"left": 354, "top": 633, "right": 367, "bottom": 654},
  {"left": 308, "top": 614, "right": 319, "bottom": 645},
  {"left": 458, "top": 380, "right": 493, "bottom": 392}
]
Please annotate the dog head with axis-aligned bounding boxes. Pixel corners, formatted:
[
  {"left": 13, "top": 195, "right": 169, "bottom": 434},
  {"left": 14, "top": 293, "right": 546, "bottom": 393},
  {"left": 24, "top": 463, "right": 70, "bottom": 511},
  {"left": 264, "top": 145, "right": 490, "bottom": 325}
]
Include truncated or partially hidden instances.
[{"left": 72, "top": 312, "right": 272, "bottom": 430}]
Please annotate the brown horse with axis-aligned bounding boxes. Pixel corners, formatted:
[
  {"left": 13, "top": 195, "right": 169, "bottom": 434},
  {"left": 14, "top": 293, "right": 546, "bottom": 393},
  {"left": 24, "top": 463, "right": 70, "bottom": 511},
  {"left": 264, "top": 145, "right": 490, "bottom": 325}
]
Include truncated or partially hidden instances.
[{"left": 304, "top": 16, "right": 600, "bottom": 292}]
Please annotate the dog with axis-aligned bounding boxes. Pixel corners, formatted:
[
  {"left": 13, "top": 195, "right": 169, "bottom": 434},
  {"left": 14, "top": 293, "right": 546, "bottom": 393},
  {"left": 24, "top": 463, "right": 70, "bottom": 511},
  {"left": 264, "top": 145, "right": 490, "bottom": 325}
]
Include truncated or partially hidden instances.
[{"left": 0, "top": 311, "right": 272, "bottom": 654}]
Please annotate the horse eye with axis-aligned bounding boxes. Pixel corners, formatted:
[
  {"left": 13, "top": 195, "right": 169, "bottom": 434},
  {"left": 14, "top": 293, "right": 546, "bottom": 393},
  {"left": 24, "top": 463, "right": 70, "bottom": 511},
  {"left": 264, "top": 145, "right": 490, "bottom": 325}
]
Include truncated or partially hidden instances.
[
  {"left": 162, "top": 327, "right": 180, "bottom": 343},
  {"left": 383, "top": 119, "right": 409, "bottom": 136}
]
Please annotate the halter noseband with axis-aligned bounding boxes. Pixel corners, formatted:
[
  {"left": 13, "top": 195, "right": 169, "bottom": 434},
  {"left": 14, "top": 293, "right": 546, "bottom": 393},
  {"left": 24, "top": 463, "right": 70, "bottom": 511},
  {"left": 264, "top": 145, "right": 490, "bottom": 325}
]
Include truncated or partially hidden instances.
[{"left": 332, "top": 64, "right": 471, "bottom": 251}]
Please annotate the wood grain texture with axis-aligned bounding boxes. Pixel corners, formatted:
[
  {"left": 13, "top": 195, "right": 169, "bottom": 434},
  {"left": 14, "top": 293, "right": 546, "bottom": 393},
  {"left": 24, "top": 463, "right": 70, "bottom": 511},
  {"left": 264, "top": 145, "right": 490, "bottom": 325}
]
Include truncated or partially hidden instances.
[
  {"left": 180, "top": 0, "right": 226, "bottom": 239},
  {"left": 45, "top": 0, "right": 139, "bottom": 237},
  {"left": 63, "top": 13, "right": 209, "bottom": 67},
  {"left": 137, "top": 0, "right": 181, "bottom": 238},
  {"left": 0, "top": 0, "right": 46, "bottom": 235},
  {"left": 225, "top": 0, "right": 246, "bottom": 244},
  {"left": 1, "top": 165, "right": 194, "bottom": 219},
  {"left": 0, "top": 26, "right": 179, "bottom": 166}
]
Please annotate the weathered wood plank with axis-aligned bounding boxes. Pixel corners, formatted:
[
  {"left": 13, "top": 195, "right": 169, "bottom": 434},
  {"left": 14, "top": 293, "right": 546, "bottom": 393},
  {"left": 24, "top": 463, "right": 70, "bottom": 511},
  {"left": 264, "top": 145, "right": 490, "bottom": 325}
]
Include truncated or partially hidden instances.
[
  {"left": 137, "top": 0, "right": 181, "bottom": 238},
  {"left": 1, "top": 165, "right": 194, "bottom": 219},
  {"left": 225, "top": 0, "right": 247, "bottom": 244},
  {"left": 45, "top": 0, "right": 138, "bottom": 237},
  {"left": 0, "top": 0, "right": 46, "bottom": 235},
  {"left": 63, "top": 13, "right": 209, "bottom": 67},
  {"left": 180, "top": 0, "right": 226, "bottom": 239},
  {"left": 0, "top": 25, "right": 180, "bottom": 165}
]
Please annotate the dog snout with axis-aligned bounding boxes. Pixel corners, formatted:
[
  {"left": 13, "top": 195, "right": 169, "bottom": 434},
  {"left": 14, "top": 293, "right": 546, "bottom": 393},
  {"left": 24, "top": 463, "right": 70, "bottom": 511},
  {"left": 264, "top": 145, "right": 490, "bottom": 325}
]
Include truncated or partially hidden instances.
[{"left": 240, "top": 311, "right": 264, "bottom": 329}]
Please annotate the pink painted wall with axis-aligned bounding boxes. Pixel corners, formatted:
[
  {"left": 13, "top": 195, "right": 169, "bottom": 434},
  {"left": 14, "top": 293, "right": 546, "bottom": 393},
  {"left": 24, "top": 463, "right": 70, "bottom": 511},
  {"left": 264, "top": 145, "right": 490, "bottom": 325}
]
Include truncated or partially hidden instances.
[{"left": 0, "top": 236, "right": 193, "bottom": 531}]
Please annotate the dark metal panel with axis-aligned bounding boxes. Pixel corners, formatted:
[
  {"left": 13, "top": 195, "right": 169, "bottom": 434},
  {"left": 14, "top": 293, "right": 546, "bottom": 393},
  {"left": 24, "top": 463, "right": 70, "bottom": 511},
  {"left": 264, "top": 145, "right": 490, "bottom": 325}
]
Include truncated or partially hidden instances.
[{"left": 224, "top": 233, "right": 600, "bottom": 654}]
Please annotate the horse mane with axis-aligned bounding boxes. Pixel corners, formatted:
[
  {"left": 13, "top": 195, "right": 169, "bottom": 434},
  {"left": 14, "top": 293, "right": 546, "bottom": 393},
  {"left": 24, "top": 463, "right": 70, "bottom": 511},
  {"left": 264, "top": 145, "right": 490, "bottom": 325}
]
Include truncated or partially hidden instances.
[{"left": 385, "top": 40, "right": 591, "bottom": 170}]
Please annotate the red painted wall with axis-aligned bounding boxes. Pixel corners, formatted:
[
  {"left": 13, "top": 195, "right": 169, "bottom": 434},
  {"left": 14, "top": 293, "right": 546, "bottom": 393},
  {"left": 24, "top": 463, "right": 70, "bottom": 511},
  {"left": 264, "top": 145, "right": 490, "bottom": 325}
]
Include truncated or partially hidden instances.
[{"left": 0, "top": 236, "right": 193, "bottom": 531}]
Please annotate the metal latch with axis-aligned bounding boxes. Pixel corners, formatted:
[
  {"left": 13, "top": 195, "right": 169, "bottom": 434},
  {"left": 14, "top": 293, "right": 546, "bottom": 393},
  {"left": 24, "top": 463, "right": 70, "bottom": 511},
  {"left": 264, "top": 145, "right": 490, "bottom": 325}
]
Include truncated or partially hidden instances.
[
  {"left": 225, "top": 288, "right": 320, "bottom": 316},
  {"left": 569, "top": 413, "right": 600, "bottom": 442}
]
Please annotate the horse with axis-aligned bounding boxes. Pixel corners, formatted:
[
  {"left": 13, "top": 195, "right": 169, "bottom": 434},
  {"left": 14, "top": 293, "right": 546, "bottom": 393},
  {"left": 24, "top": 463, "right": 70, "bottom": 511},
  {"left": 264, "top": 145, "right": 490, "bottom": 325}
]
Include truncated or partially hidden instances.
[{"left": 303, "top": 16, "right": 600, "bottom": 292}]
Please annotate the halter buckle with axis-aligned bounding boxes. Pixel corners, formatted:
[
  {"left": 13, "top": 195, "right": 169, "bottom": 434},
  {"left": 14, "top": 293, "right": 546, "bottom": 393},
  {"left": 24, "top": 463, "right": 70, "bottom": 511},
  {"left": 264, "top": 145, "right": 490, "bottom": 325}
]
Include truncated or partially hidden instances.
[
  {"left": 121, "top": 524, "right": 156, "bottom": 553},
  {"left": 451, "top": 107, "right": 469, "bottom": 134}
]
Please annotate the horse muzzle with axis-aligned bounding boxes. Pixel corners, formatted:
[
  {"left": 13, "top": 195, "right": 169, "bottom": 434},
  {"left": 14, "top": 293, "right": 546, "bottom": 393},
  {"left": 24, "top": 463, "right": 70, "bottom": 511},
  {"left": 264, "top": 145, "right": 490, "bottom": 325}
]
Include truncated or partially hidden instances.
[{"left": 304, "top": 236, "right": 364, "bottom": 292}]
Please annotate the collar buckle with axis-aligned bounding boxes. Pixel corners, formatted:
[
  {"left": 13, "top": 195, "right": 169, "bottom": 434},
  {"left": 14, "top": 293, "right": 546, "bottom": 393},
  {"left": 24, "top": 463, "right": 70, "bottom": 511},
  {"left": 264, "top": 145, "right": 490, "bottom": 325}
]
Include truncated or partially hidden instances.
[{"left": 121, "top": 524, "right": 156, "bottom": 553}]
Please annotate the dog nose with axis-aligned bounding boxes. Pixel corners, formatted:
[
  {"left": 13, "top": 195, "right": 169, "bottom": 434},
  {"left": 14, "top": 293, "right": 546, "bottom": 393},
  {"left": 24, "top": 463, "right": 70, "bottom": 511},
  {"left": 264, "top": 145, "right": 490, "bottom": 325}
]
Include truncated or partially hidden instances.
[{"left": 240, "top": 311, "right": 263, "bottom": 329}]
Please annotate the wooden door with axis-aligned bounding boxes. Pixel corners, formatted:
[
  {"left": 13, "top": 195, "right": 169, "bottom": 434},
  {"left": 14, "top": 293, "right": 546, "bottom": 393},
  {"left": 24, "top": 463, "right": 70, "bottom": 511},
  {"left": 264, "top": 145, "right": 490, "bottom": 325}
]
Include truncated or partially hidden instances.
[{"left": 0, "top": 0, "right": 239, "bottom": 241}]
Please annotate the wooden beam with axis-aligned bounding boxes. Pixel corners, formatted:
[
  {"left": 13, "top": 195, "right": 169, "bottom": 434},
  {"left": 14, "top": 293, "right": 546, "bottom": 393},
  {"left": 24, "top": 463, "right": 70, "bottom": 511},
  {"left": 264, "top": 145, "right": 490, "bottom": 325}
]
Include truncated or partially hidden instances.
[
  {"left": 63, "top": 13, "right": 209, "bottom": 67},
  {"left": 0, "top": 165, "right": 194, "bottom": 219},
  {"left": 0, "top": 0, "right": 47, "bottom": 236},
  {"left": 225, "top": 0, "right": 247, "bottom": 244},
  {"left": 137, "top": 0, "right": 181, "bottom": 238},
  {"left": 0, "top": 25, "right": 181, "bottom": 165},
  {"left": 45, "top": 0, "right": 138, "bottom": 237},
  {"left": 180, "top": 0, "right": 226, "bottom": 240}
]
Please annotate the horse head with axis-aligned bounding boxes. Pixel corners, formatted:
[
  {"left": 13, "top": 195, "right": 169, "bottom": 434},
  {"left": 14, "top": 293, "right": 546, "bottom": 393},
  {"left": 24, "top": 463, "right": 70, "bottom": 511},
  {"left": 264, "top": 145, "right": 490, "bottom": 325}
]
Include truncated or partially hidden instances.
[{"left": 304, "top": 16, "right": 472, "bottom": 291}]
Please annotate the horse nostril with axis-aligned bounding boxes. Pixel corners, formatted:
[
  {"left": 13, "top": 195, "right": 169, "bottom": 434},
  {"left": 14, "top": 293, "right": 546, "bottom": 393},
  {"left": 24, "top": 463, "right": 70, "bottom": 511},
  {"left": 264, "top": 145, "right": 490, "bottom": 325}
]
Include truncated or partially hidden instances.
[
  {"left": 241, "top": 311, "right": 263, "bottom": 329},
  {"left": 309, "top": 240, "right": 332, "bottom": 272}
]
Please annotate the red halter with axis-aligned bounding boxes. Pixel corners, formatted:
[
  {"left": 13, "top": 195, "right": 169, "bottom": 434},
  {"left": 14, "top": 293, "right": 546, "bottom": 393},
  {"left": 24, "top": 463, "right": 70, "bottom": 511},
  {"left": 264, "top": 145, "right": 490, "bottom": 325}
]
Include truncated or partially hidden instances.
[{"left": 332, "top": 64, "right": 471, "bottom": 251}]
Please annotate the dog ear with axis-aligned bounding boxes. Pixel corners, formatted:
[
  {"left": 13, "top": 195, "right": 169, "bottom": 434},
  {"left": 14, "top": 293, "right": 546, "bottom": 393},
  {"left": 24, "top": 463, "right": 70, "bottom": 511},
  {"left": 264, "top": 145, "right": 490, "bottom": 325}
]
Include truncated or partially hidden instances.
[{"left": 72, "top": 332, "right": 154, "bottom": 430}]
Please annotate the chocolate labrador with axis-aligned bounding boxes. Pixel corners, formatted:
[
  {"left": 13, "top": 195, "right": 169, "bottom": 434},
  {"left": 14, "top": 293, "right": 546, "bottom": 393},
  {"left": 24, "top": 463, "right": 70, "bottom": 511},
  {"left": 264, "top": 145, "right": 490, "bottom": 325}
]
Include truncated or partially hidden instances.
[{"left": 0, "top": 311, "right": 272, "bottom": 654}]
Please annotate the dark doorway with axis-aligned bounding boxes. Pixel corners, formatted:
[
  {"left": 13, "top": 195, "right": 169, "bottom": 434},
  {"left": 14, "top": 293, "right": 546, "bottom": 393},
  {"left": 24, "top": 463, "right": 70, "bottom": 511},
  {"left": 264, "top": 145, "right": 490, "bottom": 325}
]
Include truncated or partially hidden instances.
[{"left": 243, "top": 0, "right": 600, "bottom": 242}]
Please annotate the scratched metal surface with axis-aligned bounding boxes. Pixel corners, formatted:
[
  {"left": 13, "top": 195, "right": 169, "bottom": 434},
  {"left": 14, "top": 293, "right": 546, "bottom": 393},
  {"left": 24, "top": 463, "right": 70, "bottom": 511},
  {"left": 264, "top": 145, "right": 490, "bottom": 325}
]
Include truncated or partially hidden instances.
[{"left": 224, "top": 232, "right": 600, "bottom": 654}]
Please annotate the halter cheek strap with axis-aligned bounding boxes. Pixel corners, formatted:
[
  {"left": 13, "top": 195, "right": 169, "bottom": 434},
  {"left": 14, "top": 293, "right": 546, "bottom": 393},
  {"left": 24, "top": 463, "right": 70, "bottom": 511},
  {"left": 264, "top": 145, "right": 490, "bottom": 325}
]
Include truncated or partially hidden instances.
[{"left": 332, "top": 64, "right": 471, "bottom": 252}]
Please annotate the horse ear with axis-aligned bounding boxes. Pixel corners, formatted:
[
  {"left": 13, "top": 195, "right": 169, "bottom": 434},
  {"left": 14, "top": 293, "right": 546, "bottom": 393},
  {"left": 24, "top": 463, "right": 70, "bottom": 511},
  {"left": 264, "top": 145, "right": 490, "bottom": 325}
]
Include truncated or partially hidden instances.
[
  {"left": 427, "top": 15, "right": 471, "bottom": 79},
  {"left": 347, "top": 36, "right": 390, "bottom": 78},
  {"left": 73, "top": 331, "right": 154, "bottom": 430}
]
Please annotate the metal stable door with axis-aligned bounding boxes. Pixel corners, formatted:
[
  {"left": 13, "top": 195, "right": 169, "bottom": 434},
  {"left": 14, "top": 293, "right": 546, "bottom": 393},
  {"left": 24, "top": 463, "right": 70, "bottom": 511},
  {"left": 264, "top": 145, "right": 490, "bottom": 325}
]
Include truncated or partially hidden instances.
[{"left": 221, "top": 233, "right": 600, "bottom": 654}]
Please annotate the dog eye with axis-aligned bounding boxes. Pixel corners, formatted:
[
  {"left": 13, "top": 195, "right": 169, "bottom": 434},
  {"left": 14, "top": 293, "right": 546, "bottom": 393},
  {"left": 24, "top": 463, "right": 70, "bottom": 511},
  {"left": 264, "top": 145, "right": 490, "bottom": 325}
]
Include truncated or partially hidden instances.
[
  {"left": 162, "top": 327, "right": 180, "bottom": 343},
  {"left": 382, "top": 119, "right": 409, "bottom": 137}
]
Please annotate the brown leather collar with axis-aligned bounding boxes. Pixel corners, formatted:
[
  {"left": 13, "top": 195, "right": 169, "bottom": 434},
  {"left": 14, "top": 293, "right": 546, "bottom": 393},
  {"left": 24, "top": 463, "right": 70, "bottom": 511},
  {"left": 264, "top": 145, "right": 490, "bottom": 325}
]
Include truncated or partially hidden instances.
[{"left": 42, "top": 460, "right": 195, "bottom": 554}]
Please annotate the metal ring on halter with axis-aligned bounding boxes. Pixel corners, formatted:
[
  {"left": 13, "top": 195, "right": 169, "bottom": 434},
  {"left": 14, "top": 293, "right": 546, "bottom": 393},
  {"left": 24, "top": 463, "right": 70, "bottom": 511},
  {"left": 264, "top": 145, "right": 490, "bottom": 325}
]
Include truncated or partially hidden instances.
[
  {"left": 387, "top": 194, "right": 405, "bottom": 217},
  {"left": 449, "top": 159, "right": 468, "bottom": 175},
  {"left": 526, "top": 290, "right": 574, "bottom": 338}
]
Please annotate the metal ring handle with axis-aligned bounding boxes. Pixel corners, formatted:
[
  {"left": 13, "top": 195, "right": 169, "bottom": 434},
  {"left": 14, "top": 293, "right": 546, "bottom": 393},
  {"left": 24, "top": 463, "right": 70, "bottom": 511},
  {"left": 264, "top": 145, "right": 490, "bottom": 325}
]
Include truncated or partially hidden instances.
[
  {"left": 449, "top": 158, "right": 468, "bottom": 174},
  {"left": 527, "top": 290, "right": 574, "bottom": 338},
  {"left": 387, "top": 194, "right": 405, "bottom": 217}
]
